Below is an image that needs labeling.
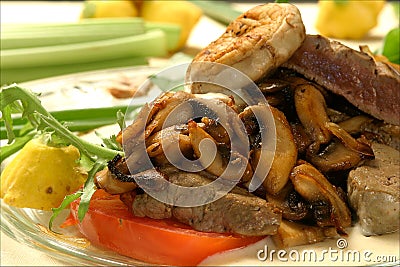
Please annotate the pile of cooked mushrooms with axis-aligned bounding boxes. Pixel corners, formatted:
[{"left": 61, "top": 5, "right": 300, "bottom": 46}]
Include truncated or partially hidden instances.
[{"left": 95, "top": 3, "right": 399, "bottom": 247}]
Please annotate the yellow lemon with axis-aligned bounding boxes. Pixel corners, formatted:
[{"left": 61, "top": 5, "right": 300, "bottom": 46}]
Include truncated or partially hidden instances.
[
  {"left": 316, "top": 0, "right": 385, "bottom": 40},
  {"left": 81, "top": 0, "right": 138, "bottom": 18},
  {"left": 1, "top": 139, "right": 87, "bottom": 210},
  {"left": 140, "top": 1, "right": 202, "bottom": 50}
]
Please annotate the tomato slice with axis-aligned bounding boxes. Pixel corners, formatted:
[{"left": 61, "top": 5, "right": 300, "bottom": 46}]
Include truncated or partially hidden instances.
[{"left": 68, "top": 189, "right": 265, "bottom": 266}]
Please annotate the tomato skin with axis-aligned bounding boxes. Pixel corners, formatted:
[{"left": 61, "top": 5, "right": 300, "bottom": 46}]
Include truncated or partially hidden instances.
[{"left": 69, "top": 189, "right": 265, "bottom": 266}]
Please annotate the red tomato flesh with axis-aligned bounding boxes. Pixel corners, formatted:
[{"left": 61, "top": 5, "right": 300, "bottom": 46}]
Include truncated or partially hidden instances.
[{"left": 68, "top": 189, "right": 265, "bottom": 266}]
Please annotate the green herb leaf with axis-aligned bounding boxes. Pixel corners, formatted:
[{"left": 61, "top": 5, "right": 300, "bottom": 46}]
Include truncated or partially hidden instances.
[
  {"left": 381, "top": 27, "right": 400, "bottom": 64},
  {"left": 95, "top": 132, "right": 122, "bottom": 151},
  {"left": 116, "top": 110, "right": 126, "bottom": 130},
  {"left": 1, "top": 105, "right": 15, "bottom": 143},
  {"left": 49, "top": 191, "right": 82, "bottom": 231},
  {"left": 77, "top": 161, "right": 105, "bottom": 221}
]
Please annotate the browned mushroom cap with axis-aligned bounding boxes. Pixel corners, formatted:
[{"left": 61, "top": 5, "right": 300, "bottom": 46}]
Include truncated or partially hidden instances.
[
  {"left": 309, "top": 141, "right": 363, "bottom": 173},
  {"left": 250, "top": 105, "right": 298, "bottom": 195},
  {"left": 238, "top": 105, "right": 262, "bottom": 149},
  {"left": 294, "top": 83, "right": 331, "bottom": 155},
  {"left": 116, "top": 103, "right": 151, "bottom": 156},
  {"left": 326, "top": 107, "right": 351, "bottom": 123},
  {"left": 257, "top": 78, "right": 290, "bottom": 94},
  {"left": 201, "top": 117, "right": 230, "bottom": 146},
  {"left": 337, "top": 115, "right": 373, "bottom": 134},
  {"left": 289, "top": 162, "right": 352, "bottom": 234},
  {"left": 145, "top": 91, "right": 195, "bottom": 137},
  {"left": 117, "top": 91, "right": 194, "bottom": 157},
  {"left": 188, "top": 120, "right": 227, "bottom": 178},
  {"left": 306, "top": 118, "right": 374, "bottom": 173},
  {"left": 95, "top": 155, "right": 137, "bottom": 194},
  {"left": 266, "top": 181, "right": 308, "bottom": 221},
  {"left": 272, "top": 219, "right": 337, "bottom": 248},
  {"left": 95, "top": 168, "right": 137, "bottom": 195},
  {"left": 145, "top": 125, "right": 193, "bottom": 165},
  {"left": 188, "top": 120, "right": 253, "bottom": 183},
  {"left": 290, "top": 122, "right": 312, "bottom": 155},
  {"left": 325, "top": 122, "right": 374, "bottom": 159},
  {"left": 95, "top": 156, "right": 169, "bottom": 195}
]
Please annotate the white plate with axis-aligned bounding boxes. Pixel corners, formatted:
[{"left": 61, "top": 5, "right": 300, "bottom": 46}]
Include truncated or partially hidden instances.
[{"left": 1, "top": 66, "right": 399, "bottom": 266}]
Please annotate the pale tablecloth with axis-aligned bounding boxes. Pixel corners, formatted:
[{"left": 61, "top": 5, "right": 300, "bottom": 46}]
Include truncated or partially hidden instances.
[{"left": 0, "top": 1, "right": 397, "bottom": 266}]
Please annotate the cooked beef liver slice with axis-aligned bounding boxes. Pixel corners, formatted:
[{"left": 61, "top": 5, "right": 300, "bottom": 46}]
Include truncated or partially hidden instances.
[
  {"left": 283, "top": 35, "right": 400, "bottom": 125},
  {"left": 132, "top": 168, "right": 282, "bottom": 236},
  {"left": 347, "top": 143, "right": 400, "bottom": 236}
]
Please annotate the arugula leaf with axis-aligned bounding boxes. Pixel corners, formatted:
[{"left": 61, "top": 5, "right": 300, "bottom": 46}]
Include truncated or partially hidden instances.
[
  {"left": 1, "top": 104, "right": 15, "bottom": 143},
  {"left": 77, "top": 161, "right": 105, "bottom": 221},
  {"left": 116, "top": 110, "right": 126, "bottom": 130},
  {"left": 1, "top": 85, "right": 123, "bottom": 159},
  {"left": 49, "top": 192, "right": 82, "bottom": 230},
  {"left": 1, "top": 84, "right": 124, "bottom": 228},
  {"left": 95, "top": 132, "right": 122, "bottom": 151}
]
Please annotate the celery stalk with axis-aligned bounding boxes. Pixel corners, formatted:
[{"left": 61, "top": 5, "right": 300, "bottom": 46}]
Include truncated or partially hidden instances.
[
  {"left": 1, "top": 30, "right": 167, "bottom": 69},
  {"left": 1, "top": 19, "right": 146, "bottom": 49},
  {"left": 1, "top": 18, "right": 144, "bottom": 33},
  {"left": 1, "top": 56, "right": 147, "bottom": 85},
  {"left": 145, "top": 22, "right": 181, "bottom": 51},
  {"left": 1, "top": 18, "right": 146, "bottom": 50}
]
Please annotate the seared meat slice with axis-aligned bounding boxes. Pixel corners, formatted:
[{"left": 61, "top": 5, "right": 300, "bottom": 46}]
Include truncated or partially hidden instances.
[
  {"left": 283, "top": 35, "right": 400, "bottom": 125},
  {"left": 347, "top": 143, "right": 400, "bottom": 236},
  {"left": 132, "top": 168, "right": 282, "bottom": 236}
]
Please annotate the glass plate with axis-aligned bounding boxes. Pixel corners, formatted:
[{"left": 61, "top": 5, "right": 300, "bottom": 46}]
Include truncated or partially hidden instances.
[{"left": 1, "top": 66, "right": 399, "bottom": 266}]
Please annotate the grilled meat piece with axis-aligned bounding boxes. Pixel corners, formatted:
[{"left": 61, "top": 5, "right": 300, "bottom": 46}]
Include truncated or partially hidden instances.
[
  {"left": 188, "top": 3, "right": 305, "bottom": 103},
  {"left": 131, "top": 167, "right": 282, "bottom": 236},
  {"left": 283, "top": 35, "right": 400, "bottom": 125},
  {"left": 347, "top": 143, "right": 400, "bottom": 236}
]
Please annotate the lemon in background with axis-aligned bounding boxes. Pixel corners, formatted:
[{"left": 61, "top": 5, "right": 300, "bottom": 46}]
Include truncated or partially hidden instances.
[
  {"left": 316, "top": 0, "right": 385, "bottom": 40},
  {"left": 81, "top": 0, "right": 138, "bottom": 18},
  {"left": 315, "top": 0, "right": 385, "bottom": 39},
  {"left": 140, "top": 1, "right": 202, "bottom": 50}
]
